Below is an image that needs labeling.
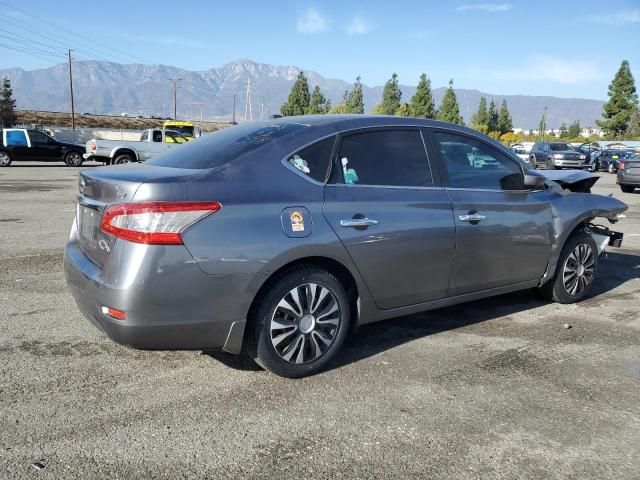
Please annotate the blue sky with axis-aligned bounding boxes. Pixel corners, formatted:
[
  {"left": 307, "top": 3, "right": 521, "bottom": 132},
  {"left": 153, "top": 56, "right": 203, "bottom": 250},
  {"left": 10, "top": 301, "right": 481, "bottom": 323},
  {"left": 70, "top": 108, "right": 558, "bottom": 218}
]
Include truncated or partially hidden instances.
[{"left": 1, "top": 0, "right": 639, "bottom": 99}]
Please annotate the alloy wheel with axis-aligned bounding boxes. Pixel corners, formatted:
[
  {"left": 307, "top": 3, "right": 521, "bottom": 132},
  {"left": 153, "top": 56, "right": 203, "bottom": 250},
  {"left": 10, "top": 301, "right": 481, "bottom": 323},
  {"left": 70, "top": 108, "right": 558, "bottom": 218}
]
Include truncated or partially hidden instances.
[
  {"left": 0, "top": 152, "right": 10, "bottom": 166},
  {"left": 270, "top": 283, "right": 341, "bottom": 364},
  {"left": 67, "top": 152, "right": 82, "bottom": 166},
  {"left": 562, "top": 243, "right": 595, "bottom": 296}
]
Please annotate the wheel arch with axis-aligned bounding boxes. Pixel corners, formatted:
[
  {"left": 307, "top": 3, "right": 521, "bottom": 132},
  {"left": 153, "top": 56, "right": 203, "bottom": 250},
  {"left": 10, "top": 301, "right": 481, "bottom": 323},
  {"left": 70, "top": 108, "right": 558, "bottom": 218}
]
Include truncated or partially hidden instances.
[
  {"left": 110, "top": 148, "right": 138, "bottom": 161},
  {"left": 247, "top": 256, "right": 360, "bottom": 332}
]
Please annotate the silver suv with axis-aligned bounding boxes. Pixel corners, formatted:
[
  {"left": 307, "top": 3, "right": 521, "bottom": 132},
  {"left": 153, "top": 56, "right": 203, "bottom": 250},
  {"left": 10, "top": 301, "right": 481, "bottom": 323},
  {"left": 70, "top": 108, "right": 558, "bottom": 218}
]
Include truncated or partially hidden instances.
[{"left": 529, "top": 141, "right": 587, "bottom": 169}]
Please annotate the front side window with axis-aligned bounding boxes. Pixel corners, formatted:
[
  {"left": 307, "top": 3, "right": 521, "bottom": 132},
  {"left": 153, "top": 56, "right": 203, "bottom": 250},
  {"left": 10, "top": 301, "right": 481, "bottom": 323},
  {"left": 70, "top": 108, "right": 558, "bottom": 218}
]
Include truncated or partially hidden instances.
[
  {"left": 433, "top": 131, "right": 524, "bottom": 191},
  {"left": 332, "top": 129, "right": 432, "bottom": 187},
  {"left": 287, "top": 136, "right": 334, "bottom": 183},
  {"left": 5, "top": 130, "right": 28, "bottom": 146}
]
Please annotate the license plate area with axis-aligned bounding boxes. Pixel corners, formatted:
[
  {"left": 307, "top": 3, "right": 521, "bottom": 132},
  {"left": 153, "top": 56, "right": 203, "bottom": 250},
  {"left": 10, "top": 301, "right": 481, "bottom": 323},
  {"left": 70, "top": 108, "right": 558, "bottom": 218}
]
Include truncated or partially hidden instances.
[{"left": 78, "top": 205, "right": 101, "bottom": 247}]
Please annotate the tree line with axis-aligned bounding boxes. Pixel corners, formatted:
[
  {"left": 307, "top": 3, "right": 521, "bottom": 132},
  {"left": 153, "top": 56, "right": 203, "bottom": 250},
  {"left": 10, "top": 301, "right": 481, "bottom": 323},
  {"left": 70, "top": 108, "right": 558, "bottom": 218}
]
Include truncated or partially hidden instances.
[
  {"left": 280, "top": 59, "right": 640, "bottom": 142},
  {"left": 280, "top": 71, "right": 465, "bottom": 124}
]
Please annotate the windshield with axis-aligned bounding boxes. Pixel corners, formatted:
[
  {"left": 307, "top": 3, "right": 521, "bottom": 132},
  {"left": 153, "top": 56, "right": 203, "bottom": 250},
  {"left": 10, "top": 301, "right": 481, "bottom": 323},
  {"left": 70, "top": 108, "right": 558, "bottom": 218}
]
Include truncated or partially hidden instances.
[
  {"left": 169, "top": 126, "right": 195, "bottom": 137},
  {"left": 550, "top": 143, "right": 572, "bottom": 152},
  {"left": 147, "top": 122, "right": 310, "bottom": 169}
]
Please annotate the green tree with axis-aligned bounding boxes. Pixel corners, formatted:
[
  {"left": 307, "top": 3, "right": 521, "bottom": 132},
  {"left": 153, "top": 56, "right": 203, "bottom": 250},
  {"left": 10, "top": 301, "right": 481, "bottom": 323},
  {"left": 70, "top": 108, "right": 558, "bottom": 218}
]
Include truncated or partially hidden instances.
[
  {"left": 471, "top": 96, "right": 488, "bottom": 130},
  {"left": 567, "top": 119, "right": 581, "bottom": 138},
  {"left": 328, "top": 102, "right": 350, "bottom": 114},
  {"left": 497, "top": 99, "right": 513, "bottom": 134},
  {"left": 538, "top": 108, "right": 547, "bottom": 140},
  {"left": 395, "top": 103, "right": 413, "bottom": 117},
  {"left": 374, "top": 73, "right": 402, "bottom": 115},
  {"left": 486, "top": 98, "right": 499, "bottom": 133},
  {"left": 597, "top": 60, "right": 638, "bottom": 138},
  {"left": 0, "top": 77, "right": 17, "bottom": 128},
  {"left": 437, "top": 79, "right": 463, "bottom": 124},
  {"left": 626, "top": 109, "right": 640, "bottom": 138},
  {"left": 409, "top": 73, "right": 435, "bottom": 119},
  {"left": 280, "top": 72, "right": 310, "bottom": 116},
  {"left": 307, "top": 85, "right": 330, "bottom": 114},
  {"left": 558, "top": 122, "right": 569, "bottom": 138},
  {"left": 343, "top": 76, "right": 365, "bottom": 114}
]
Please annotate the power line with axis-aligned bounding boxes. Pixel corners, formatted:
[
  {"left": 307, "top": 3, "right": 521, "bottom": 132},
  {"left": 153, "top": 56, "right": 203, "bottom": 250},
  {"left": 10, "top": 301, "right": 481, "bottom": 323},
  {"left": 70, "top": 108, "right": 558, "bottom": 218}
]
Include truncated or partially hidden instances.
[{"left": 0, "top": 0, "right": 148, "bottom": 64}]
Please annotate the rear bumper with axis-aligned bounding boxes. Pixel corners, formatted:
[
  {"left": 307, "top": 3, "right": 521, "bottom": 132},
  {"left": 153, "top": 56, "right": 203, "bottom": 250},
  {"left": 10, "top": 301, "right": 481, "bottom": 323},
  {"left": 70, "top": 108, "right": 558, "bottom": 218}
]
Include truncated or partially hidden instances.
[
  {"left": 64, "top": 222, "right": 256, "bottom": 352},
  {"left": 617, "top": 170, "right": 640, "bottom": 186}
]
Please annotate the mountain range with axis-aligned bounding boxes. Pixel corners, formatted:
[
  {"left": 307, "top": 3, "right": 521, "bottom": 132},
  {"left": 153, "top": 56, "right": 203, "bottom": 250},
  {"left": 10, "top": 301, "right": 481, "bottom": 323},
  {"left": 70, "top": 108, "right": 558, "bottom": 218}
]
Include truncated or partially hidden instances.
[{"left": 0, "top": 59, "right": 605, "bottom": 129}]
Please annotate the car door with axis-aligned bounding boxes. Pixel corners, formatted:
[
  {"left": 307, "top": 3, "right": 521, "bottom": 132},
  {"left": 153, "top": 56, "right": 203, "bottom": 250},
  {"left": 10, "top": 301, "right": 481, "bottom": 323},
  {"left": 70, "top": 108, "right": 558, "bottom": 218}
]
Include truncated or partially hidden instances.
[
  {"left": 3, "top": 129, "right": 32, "bottom": 160},
  {"left": 27, "top": 130, "right": 61, "bottom": 161},
  {"left": 322, "top": 128, "right": 456, "bottom": 310},
  {"left": 427, "top": 129, "right": 554, "bottom": 297}
]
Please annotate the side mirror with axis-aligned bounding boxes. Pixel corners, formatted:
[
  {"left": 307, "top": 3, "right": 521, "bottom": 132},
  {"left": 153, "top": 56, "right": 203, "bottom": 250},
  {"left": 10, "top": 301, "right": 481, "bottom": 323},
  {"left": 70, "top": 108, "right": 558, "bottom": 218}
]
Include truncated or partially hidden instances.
[{"left": 524, "top": 173, "right": 546, "bottom": 189}]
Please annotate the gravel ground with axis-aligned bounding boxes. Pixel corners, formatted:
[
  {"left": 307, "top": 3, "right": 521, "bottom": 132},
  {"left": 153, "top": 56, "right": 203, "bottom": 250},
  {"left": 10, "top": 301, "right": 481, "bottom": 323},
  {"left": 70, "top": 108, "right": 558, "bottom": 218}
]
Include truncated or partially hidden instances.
[{"left": 1, "top": 163, "right": 639, "bottom": 479}]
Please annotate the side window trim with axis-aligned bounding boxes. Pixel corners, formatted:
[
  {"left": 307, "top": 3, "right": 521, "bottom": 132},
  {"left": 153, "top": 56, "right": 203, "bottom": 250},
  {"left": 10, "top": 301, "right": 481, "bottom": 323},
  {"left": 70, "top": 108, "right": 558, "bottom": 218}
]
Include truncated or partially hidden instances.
[
  {"left": 329, "top": 126, "right": 435, "bottom": 188},
  {"left": 428, "top": 127, "right": 527, "bottom": 192}
]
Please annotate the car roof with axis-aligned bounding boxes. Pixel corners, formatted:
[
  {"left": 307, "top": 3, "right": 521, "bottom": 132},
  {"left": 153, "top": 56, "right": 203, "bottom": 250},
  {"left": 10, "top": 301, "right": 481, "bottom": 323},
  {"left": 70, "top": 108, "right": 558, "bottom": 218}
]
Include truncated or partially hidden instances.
[{"left": 248, "top": 114, "right": 488, "bottom": 136}]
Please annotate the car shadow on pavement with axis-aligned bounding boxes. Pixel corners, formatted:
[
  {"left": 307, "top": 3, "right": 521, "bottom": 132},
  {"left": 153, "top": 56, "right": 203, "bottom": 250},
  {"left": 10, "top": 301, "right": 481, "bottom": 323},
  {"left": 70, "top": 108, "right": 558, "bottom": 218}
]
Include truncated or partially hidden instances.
[{"left": 205, "top": 251, "right": 639, "bottom": 375}]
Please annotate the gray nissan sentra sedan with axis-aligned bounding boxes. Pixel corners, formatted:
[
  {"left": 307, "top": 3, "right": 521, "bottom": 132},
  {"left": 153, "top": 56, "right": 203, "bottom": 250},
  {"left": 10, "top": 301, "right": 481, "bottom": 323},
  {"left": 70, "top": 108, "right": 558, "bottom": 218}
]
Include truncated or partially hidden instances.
[{"left": 65, "top": 115, "right": 628, "bottom": 378}]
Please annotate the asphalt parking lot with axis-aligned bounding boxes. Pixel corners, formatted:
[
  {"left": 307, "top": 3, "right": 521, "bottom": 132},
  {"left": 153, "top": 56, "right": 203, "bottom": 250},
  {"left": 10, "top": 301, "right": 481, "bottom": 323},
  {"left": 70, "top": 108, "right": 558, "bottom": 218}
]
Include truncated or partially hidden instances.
[{"left": 1, "top": 163, "right": 639, "bottom": 479}]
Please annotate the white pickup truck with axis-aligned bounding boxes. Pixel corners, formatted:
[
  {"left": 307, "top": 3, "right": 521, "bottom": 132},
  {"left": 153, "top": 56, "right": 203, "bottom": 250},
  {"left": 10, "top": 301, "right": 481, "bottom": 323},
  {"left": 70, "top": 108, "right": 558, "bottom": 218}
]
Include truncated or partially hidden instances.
[{"left": 84, "top": 129, "right": 188, "bottom": 165}]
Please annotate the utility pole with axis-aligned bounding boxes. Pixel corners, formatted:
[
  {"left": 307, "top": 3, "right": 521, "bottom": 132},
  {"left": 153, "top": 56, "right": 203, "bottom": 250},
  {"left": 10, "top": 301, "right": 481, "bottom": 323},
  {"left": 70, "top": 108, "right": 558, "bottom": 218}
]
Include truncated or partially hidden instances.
[
  {"left": 169, "top": 78, "right": 182, "bottom": 120},
  {"left": 244, "top": 79, "right": 253, "bottom": 121},
  {"left": 260, "top": 95, "right": 264, "bottom": 120},
  {"left": 232, "top": 94, "right": 236, "bottom": 124},
  {"left": 67, "top": 49, "right": 75, "bottom": 129}
]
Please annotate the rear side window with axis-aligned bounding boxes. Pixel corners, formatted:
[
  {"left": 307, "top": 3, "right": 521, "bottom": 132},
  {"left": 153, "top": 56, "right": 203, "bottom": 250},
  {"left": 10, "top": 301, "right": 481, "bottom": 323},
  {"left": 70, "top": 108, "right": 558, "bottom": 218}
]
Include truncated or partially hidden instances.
[
  {"left": 5, "top": 130, "right": 27, "bottom": 146},
  {"left": 148, "top": 123, "right": 309, "bottom": 169},
  {"left": 287, "top": 136, "right": 334, "bottom": 183},
  {"left": 332, "top": 129, "right": 432, "bottom": 187}
]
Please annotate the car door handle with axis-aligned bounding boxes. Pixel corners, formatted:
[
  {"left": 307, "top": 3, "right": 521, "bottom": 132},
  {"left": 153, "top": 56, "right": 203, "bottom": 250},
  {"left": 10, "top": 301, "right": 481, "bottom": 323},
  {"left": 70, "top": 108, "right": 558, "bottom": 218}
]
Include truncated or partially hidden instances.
[
  {"left": 340, "top": 218, "right": 379, "bottom": 228},
  {"left": 459, "top": 214, "right": 487, "bottom": 222}
]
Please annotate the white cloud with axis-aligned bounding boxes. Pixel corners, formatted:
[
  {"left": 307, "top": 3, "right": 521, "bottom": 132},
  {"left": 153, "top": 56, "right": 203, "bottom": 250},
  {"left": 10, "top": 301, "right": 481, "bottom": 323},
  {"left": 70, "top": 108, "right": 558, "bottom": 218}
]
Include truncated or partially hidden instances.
[
  {"left": 346, "top": 16, "right": 372, "bottom": 35},
  {"left": 296, "top": 7, "right": 328, "bottom": 34},
  {"left": 467, "top": 55, "right": 604, "bottom": 85},
  {"left": 582, "top": 9, "right": 640, "bottom": 24},
  {"left": 456, "top": 3, "right": 513, "bottom": 12}
]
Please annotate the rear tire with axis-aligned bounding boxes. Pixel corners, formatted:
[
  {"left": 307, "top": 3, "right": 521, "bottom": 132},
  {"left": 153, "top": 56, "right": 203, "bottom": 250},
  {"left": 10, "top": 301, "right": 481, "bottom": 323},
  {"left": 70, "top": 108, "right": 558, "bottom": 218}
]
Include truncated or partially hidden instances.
[
  {"left": 65, "top": 151, "right": 84, "bottom": 167},
  {"left": 620, "top": 185, "right": 635, "bottom": 193},
  {"left": 529, "top": 156, "right": 537, "bottom": 169},
  {"left": 113, "top": 154, "right": 134, "bottom": 165},
  {"left": 608, "top": 163, "right": 615, "bottom": 174},
  {"left": 0, "top": 151, "right": 11, "bottom": 167},
  {"left": 539, "top": 232, "right": 598, "bottom": 304},
  {"left": 246, "top": 267, "right": 350, "bottom": 378}
]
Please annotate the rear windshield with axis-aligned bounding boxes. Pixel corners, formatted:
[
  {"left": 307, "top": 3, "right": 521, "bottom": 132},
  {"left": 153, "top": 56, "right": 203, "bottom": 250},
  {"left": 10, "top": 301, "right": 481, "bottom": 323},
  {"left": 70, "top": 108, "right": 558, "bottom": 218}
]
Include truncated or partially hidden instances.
[
  {"left": 549, "top": 143, "right": 572, "bottom": 151},
  {"left": 147, "top": 122, "right": 310, "bottom": 169}
]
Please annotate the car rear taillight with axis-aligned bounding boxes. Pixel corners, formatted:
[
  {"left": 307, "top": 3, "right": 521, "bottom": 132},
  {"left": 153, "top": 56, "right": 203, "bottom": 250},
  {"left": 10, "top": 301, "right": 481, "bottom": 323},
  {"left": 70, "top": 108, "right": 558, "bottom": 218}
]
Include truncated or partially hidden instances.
[
  {"left": 619, "top": 162, "right": 625, "bottom": 170},
  {"left": 91, "top": 142, "right": 96, "bottom": 151},
  {"left": 101, "top": 306, "right": 126, "bottom": 320},
  {"left": 100, "top": 201, "right": 221, "bottom": 245}
]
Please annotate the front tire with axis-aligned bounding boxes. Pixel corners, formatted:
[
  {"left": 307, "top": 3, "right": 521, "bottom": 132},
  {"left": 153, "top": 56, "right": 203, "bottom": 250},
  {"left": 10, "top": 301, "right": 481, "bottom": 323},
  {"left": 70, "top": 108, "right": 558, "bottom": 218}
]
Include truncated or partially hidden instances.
[
  {"left": 539, "top": 232, "right": 598, "bottom": 304},
  {"left": 246, "top": 267, "right": 351, "bottom": 378},
  {"left": 529, "top": 156, "right": 537, "bottom": 169},
  {"left": 620, "top": 185, "right": 635, "bottom": 193},
  {"left": 0, "top": 151, "right": 11, "bottom": 167},
  {"left": 65, "top": 151, "right": 84, "bottom": 167}
]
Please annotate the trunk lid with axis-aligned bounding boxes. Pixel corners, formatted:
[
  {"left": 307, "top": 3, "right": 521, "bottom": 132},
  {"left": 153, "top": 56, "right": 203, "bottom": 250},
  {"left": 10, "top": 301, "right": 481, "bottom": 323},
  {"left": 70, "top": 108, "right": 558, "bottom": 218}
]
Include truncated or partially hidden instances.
[{"left": 75, "top": 164, "right": 202, "bottom": 267}]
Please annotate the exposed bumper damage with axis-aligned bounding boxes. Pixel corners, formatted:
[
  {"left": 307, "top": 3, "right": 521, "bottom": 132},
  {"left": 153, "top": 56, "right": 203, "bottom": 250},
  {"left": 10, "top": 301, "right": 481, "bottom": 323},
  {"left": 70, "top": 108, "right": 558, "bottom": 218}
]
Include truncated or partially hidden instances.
[{"left": 543, "top": 169, "right": 600, "bottom": 193}]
